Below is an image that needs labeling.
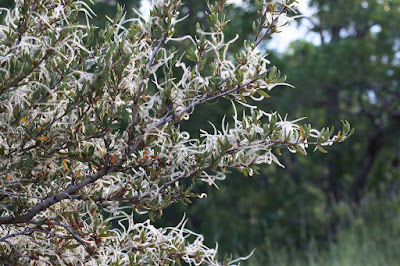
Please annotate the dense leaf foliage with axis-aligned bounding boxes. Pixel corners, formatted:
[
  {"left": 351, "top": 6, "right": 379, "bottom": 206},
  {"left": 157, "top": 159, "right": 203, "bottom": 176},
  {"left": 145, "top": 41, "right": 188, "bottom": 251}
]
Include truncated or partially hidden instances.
[{"left": 0, "top": 0, "right": 352, "bottom": 264}]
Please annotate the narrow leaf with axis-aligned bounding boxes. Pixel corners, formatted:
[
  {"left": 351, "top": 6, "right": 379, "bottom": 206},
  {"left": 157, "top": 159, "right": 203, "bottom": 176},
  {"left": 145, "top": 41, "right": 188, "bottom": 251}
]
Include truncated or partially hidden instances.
[
  {"left": 316, "top": 145, "right": 328, "bottom": 153},
  {"left": 257, "top": 89, "right": 271, "bottom": 98},
  {"left": 63, "top": 159, "right": 71, "bottom": 172},
  {"left": 110, "top": 154, "right": 117, "bottom": 164}
]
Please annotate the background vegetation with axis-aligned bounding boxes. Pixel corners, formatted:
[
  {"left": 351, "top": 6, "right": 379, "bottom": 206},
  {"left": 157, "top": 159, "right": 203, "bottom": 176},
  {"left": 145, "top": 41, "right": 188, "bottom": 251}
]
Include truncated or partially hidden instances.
[
  {"left": 171, "top": 0, "right": 400, "bottom": 263},
  {"left": 1, "top": 0, "right": 399, "bottom": 264}
]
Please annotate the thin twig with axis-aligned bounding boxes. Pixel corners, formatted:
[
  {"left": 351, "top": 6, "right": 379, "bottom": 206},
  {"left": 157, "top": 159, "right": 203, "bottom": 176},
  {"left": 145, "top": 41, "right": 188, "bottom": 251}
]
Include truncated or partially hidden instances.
[
  {"left": 0, "top": 239, "right": 27, "bottom": 262},
  {"left": 0, "top": 191, "right": 44, "bottom": 200},
  {"left": 62, "top": 224, "right": 94, "bottom": 254},
  {"left": 149, "top": 33, "right": 166, "bottom": 67},
  {"left": 0, "top": 165, "right": 117, "bottom": 224}
]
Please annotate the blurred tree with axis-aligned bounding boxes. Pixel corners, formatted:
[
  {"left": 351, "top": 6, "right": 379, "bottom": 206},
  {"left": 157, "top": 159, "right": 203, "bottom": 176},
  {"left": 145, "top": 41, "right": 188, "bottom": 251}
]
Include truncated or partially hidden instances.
[
  {"left": 171, "top": 0, "right": 400, "bottom": 256},
  {"left": 274, "top": 0, "right": 400, "bottom": 203},
  {"left": 0, "top": 0, "right": 141, "bottom": 26},
  {"left": 125, "top": 0, "right": 400, "bottom": 259}
]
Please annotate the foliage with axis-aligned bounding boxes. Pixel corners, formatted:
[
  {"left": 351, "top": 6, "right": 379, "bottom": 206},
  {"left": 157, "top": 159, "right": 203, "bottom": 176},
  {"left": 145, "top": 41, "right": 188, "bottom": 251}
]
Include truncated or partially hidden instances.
[
  {"left": 277, "top": 0, "right": 400, "bottom": 203},
  {"left": 244, "top": 197, "right": 400, "bottom": 266},
  {"left": 0, "top": 0, "right": 352, "bottom": 264},
  {"left": 169, "top": 0, "right": 400, "bottom": 256}
]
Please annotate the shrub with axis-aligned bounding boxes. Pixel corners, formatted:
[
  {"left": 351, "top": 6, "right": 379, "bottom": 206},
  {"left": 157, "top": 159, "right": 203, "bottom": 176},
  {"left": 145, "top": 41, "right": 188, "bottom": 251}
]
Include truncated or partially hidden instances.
[{"left": 0, "top": 0, "right": 352, "bottom": 264}]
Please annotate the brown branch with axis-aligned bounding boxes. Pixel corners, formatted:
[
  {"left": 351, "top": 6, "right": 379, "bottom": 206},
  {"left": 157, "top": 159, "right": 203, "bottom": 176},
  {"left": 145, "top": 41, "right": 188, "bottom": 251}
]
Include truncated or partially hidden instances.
[
  {"left": 0, "top": 191, "right": 44, "bottom": 200},
  {"left": 62, "top": 224, "right": 96, "bottom": 255},
  {"left": 0, "top": 165, "right": 117, "bottom": 225},
  {"left": 255, "top": 7, "right": 287, "bottom": 47},
  {"left": 126, "top": 68, "right": 273, "bottom": 158}
]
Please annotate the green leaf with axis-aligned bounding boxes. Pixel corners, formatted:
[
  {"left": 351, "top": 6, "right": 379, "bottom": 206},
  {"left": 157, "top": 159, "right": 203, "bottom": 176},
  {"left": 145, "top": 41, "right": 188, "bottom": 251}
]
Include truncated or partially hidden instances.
[
  {"left": 316, "top": 145, "right": 328, "bottom": 153},
  {"left": 269, "top": 66, "right": 277, "bottom": 79},
  {"left": 299, "top": 126, "right": 305, "bottom": 140},
  {"left": 252, "top": 21, "right": 257, "bottom": 33},
  {"left": 296, "top": 146, "right": 306, "bottom": 155},
  {"left": 186, "top": 55, "right": 196, "bottom": 62},
  {"left": 257, "top": 89, "right": 271, "bottom": 98},
  {"left": 184, "top": 197, "right": 192, "bottom": 204},
  {"left": 240, "top": 94, "right": 247, "bottom": 103},
  {"left": 243, "top": 168, "right": 248, "bottom": 177},
  {"left": 65, "top": 244, "right": 81, "bottom": 250}
]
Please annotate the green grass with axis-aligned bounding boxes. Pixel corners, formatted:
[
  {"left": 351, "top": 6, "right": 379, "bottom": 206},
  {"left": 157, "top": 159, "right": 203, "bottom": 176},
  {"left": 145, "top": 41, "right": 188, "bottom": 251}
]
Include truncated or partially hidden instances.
[{"left": 241, "top": 198, "right": 400, "bottom": 266}]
